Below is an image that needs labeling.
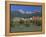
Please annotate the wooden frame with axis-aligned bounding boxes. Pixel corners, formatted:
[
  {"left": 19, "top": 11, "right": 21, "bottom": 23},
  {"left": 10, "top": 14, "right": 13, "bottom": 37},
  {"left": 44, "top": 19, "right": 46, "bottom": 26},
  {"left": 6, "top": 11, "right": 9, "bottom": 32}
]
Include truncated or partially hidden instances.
[{"left": 5, "top": 1, "right": 45, "bottom": 36}]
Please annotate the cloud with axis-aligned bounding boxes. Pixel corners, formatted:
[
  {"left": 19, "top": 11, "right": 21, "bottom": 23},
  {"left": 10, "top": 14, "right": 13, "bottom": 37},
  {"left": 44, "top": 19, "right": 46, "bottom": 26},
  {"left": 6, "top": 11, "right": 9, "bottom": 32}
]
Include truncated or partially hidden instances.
[
  {"left": 17, "top": 9, "right": 34, "bottom": 14},
  {"left": 26, "top": 11, "right": 32, "bottom": 14},
  {"left": 18, "top": 9, "right": 25, "bottom": 14}
]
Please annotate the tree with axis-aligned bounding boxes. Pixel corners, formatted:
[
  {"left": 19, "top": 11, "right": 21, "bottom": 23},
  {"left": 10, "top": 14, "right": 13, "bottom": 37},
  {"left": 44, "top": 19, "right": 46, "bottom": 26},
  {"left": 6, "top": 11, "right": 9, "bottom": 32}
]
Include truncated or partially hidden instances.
[{"left": 19, "top": 19, "right": 24, "bottom": 24}]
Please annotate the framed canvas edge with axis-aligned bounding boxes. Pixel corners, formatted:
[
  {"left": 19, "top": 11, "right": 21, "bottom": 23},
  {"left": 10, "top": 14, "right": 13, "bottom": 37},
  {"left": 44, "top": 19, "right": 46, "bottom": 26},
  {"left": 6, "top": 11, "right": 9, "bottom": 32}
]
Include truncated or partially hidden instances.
[{"left": 5, "top": 1, "right": 45, "bottom": 36}]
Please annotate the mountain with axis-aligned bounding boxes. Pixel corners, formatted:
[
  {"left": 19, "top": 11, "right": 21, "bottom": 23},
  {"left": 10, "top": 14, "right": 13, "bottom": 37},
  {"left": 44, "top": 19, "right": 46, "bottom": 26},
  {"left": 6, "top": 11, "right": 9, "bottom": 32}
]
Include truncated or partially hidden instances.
[{"left": 11, "top": 10, "right": 42, "bottom": 19}]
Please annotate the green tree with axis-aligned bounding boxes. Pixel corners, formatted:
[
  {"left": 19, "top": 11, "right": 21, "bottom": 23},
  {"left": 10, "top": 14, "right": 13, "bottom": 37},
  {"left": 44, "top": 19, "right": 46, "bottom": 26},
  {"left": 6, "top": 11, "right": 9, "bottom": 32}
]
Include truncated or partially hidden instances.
[
  {"left": 19, "top": 19, "right": 24, "bottom": 24},
  {"left": 37, "top": 19, "right": 42, "bottom": 26}
]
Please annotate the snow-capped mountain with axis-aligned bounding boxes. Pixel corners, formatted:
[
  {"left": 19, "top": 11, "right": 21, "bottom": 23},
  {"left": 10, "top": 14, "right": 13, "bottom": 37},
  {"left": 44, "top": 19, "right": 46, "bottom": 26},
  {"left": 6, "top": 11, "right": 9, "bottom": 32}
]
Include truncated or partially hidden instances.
[{"left": 11, "top": 9, "right": 42, "bottom": 19}]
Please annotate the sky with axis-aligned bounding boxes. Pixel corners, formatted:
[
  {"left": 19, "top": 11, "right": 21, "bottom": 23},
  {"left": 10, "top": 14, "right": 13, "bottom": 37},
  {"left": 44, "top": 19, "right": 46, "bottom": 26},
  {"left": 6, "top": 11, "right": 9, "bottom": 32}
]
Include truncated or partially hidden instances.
[{"left": 11, "top": 4, "right": 42, "bottom": 12}]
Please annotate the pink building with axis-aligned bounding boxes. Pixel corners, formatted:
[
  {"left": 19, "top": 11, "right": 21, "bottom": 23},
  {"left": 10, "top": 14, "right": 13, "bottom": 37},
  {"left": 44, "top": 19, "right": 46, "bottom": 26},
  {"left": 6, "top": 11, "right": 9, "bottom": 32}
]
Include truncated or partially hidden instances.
[{"left": 32, "top": 11, "right": 39, "bottom": 25}]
